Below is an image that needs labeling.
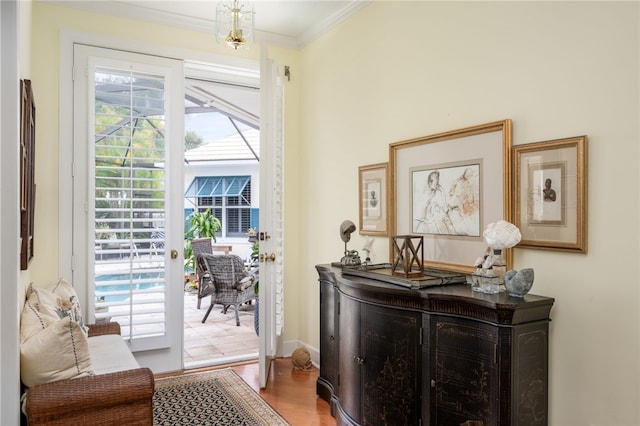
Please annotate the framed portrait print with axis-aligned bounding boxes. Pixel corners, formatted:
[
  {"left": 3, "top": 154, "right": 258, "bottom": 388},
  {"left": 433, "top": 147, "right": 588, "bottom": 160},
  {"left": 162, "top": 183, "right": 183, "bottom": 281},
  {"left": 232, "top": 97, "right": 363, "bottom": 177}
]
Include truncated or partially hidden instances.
[
  {"left": 513, "top": 135, "right": 588, "bottom": 253},
  {"left": 359, "top": 163, "right": 389, "bottom": 236},
  {"left": 390, "top": 120, "right": 512, "bottom": 274}
]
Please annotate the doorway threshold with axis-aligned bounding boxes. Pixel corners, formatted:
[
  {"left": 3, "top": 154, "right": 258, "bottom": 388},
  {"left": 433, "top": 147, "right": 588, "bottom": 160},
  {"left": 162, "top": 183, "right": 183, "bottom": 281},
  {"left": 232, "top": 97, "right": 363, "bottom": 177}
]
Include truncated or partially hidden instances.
[{"left": 185, "top": 352, "right": 258, "bottom": 370}]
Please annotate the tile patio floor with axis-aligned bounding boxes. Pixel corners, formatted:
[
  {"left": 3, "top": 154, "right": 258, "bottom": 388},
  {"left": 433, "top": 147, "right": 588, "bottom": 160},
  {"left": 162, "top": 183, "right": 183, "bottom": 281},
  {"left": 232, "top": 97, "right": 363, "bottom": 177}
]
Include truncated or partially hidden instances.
[{"left": 183, "top": 291, "right": 259, "bottom": 369}]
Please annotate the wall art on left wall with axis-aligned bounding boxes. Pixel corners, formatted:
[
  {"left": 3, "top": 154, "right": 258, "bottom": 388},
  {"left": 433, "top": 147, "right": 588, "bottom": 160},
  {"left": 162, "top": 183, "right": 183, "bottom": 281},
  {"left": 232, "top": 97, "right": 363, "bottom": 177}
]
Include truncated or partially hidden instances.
[{"left": 20, "top": 79, "right": 36, "bottom": 270}]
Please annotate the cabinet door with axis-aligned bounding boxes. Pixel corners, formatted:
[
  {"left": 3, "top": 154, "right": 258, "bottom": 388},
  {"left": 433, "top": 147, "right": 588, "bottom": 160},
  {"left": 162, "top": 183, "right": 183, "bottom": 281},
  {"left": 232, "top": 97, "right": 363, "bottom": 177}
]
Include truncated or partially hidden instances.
[
  {"left": 338, "top": 295, "right": 362, "bottom": 423},
  {"left": 361, "top": 304, "right": 421, "bottom": 426},
  {"left": 510, "top": 322, "right": 550, "bottom": 425},
  {"left": 318, "top": 277, "right": 338, "bottom": 399},
  {"left": 431, "top": 315, "right": 499, "bottom": 425}
]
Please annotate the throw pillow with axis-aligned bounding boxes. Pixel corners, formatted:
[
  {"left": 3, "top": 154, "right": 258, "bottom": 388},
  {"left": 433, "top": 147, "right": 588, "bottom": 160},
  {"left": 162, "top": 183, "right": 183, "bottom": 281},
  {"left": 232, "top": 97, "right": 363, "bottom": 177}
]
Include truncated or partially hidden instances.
[
  {"left": 20, "top": 316, "right": 94, "bottom": 387},
  {"left": 50, "top": 278, "right": 87, "bottom": 335},
  {"left": 20, "top": 283, "right": 62, "bottom": 343},
  {"left": 20, "top": 279, "right": 87, "bottom": 344}
]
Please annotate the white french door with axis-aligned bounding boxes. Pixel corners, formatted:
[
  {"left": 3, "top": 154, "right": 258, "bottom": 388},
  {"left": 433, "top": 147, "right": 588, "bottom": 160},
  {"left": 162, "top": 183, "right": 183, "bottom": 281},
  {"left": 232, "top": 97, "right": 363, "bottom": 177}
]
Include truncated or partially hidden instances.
[
  {"left": 72, "top": 45, "right": 184, "bottom": 370},
  {"left": 258, "top": 52, "right": 286, "bottom": 388}
]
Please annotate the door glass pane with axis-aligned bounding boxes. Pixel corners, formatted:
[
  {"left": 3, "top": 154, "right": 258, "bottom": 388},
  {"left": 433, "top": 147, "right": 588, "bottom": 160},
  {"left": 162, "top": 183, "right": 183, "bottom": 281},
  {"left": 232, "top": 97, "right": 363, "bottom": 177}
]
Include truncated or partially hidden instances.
[{"left": 93, "top": 66, "right": 167, "bottom": 344}]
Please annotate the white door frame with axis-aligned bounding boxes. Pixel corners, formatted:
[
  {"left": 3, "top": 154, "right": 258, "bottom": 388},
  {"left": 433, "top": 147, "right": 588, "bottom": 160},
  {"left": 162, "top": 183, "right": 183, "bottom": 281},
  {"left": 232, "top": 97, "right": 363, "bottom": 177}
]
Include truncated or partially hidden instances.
[{"left": 59, "top": 30, "right": 268, "bottom": 373}]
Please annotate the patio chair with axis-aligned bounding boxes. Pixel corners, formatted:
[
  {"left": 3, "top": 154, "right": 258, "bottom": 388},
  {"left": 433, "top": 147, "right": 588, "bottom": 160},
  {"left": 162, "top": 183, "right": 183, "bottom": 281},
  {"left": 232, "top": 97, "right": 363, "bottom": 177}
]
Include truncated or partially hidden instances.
[
  {"left": 196, "top": 253, "right": 257, "bottom": 326},
  {"left": 150, "top": 230, "right": 165, "bottom": 257},
  {"left": 191, "top": 237, "right": 213, "bottom": 309}
]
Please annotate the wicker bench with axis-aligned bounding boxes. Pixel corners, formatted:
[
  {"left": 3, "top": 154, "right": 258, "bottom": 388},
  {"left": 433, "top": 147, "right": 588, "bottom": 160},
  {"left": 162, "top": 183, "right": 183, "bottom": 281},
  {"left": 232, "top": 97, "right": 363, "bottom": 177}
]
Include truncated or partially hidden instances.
[{"left": 23, "top": 322, "right": 155, "bottom": 426}]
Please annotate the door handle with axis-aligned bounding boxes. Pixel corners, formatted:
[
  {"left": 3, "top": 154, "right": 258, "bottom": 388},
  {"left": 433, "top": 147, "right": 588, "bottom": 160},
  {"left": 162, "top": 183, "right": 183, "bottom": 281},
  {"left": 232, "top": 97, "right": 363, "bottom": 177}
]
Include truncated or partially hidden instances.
[
  {"left": 259, "top": 253, "right": 276, "bottom": 262},
  {"left": 171, "top": 249, "right": 178, "bottom": 259}
]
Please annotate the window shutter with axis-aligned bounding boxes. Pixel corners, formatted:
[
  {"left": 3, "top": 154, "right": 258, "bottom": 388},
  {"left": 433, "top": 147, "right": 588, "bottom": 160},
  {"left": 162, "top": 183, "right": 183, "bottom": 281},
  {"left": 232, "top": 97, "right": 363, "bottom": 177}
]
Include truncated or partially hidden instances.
[{"left": 92, "top": 65, "right": 169, "bottom": 349}]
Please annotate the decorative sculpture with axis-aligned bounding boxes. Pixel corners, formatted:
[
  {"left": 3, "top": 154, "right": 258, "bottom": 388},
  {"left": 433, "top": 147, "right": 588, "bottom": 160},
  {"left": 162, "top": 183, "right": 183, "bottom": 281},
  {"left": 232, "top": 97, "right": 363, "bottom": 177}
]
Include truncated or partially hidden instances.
[
  {"left": 472, "top": 220, "right": 522, "bottom": 294},
  {"left": 339, "top": 220, "right": 361, "bottom": 266}
]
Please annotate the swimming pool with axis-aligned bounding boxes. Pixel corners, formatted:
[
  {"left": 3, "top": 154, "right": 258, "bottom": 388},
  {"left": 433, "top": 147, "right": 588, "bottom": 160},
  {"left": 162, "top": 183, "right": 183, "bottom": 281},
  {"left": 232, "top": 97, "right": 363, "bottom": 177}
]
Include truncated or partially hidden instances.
[{"left": 95, "top": 271, "right": 165, "bottom": 302}]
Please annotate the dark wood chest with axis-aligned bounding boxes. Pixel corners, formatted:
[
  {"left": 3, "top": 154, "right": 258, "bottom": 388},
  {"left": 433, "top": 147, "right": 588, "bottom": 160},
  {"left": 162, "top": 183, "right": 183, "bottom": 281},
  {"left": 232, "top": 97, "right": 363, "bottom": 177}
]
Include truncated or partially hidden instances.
[{"left": 316, "top": 265, "right": 554, "bottom": 426}]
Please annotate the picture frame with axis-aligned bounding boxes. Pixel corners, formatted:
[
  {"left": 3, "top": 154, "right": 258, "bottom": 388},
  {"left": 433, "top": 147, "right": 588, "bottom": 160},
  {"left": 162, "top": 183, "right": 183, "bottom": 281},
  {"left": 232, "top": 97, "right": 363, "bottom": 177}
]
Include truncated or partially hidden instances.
[
  {"left": 513, "top": 135, "right": 588, "bottom": 253},
  {"left": 389, "top": 120, "right": 512, "bottom": 274},
  {"left": 20, "top": 79, "right": 36, "bottom": 270},
  {"left": 359, "top": 163, "right": 389, "bottom": 236}
]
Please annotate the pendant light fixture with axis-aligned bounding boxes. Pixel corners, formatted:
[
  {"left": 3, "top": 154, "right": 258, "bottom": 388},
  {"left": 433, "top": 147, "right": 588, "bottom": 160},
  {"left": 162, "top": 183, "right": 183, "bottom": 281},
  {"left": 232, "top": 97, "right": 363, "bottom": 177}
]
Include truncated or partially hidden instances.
[{"left": 215, "top": 0, "right": 255, "bottom": 50}]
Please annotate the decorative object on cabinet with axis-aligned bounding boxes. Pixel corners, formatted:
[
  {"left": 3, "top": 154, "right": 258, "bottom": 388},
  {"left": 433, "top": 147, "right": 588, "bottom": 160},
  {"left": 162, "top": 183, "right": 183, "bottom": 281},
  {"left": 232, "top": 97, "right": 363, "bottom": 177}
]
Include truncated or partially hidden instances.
[
  {"left": 471, "top": 220, "right": 522, "bottom": 294},
  {"left": 20, "top": 79, "right": 36, "bottom": 270},
  {"left": 316, "top": 264, "right": 554, "bottom": 426},
  {"left": 361, "top": 237, "right": 374, "bottom": 265},
  {"left": 359, "top": 163, "right": 389, "bottom": 236},
  {"left": 505, "top": 268, "right": 535, "bottom": 297},
  {"left": 341, "top": 263, "right": 467, "bottom": 289},
  {"left": 391, "top": 235, "right": 424, "bottom": 278},
  {"left": 337, "top": 220, "right": 361, "bottom": 266},
  {"left": 389, "top": 120, "right": 513, "bottom": 274},
  {"left": 513, "top": 135, "right": 588, "bottom": 253}
]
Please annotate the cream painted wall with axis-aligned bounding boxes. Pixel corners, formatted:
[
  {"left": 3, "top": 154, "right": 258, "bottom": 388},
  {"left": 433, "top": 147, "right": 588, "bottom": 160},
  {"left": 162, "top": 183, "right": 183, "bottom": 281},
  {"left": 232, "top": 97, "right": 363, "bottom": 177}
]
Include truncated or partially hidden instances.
[
  {"left": 298, "top": 2, "right": 639, "bottom": 425},
  {"left": 24, "top": 0, "right": 640, "bottom": 424},
  {"left": 18, "top": 0, "right": 32, "bottom": 293}
]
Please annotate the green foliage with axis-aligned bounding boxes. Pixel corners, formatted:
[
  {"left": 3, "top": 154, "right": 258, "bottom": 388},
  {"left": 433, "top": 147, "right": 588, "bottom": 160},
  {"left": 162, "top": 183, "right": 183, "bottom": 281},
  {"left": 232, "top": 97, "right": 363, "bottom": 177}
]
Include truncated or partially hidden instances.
[
  {"left": 185, "top": 130, "right": 205, "bottom": 151},
  {"left": 184, "top": 209, "right": 222, "bottom": 273},
  {"left": 93, "top": 103, "right": 167, "bottom": 236},
  {"left": 250, "top": 240, "right": 259, "bottom": 295},
  {"left": 186, "top": 209, "right": 221, "bottom": 241},
  {"left": 184, "top": 239, "right": 194, "bottom": 272}
]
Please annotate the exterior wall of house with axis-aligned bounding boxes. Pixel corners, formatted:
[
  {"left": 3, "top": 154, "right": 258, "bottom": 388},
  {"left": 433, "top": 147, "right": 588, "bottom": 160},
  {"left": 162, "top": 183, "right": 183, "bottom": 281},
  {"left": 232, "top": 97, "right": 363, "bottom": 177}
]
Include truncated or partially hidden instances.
[
  {"left": 184, "top": 161, "right": 259, "bottom": 261},
  {"left": 297, "top": 2, "right": 639, "bottom": 424}
]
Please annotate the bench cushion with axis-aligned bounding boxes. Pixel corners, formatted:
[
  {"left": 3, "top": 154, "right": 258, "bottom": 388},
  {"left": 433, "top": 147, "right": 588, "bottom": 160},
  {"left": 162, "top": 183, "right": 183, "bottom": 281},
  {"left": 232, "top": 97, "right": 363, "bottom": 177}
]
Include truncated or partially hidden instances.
[{"left": 88, "top": 334, "right": 140, "bottom": 375}]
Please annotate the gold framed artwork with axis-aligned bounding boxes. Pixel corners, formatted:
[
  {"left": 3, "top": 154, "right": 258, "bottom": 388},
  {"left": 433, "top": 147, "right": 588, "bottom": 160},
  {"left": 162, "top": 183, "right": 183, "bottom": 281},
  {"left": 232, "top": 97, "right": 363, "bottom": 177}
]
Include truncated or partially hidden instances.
[
  {"left": 513, "top": 135, "right": 588, "bottom": 253},
  {"left": 389, "top": 120, "right": 512, "bottom": 274},
  {"left": 359, "top": 163, "right": 389, "bottom": 236}
]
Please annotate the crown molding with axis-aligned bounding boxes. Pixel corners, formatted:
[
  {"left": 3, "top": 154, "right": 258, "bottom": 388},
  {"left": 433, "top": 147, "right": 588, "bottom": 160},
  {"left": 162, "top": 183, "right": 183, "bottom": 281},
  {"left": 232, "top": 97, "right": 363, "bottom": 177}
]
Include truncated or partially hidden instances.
[
  {"left": 297, "top": 1, "right": 370, "bottom": 49},
  {"left": 43, "top": 0, "right": 370, "bottom": 50}
]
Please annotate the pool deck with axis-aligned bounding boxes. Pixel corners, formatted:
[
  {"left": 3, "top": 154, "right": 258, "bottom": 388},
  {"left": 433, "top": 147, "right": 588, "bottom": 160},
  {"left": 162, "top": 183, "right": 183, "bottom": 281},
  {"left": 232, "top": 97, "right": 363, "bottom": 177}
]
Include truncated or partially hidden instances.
[
  {"left": 94, "top": 255, "right": 258, "bottom": 368},
  {"left": 183, "top": 291, "right": 258, "bottom": 369}
]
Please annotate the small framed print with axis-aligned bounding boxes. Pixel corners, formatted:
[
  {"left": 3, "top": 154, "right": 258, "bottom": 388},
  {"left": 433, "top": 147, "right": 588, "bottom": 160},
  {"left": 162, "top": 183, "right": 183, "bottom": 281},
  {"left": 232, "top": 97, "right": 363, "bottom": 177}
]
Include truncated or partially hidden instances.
[
  {"left": 513, "top": 135, "right": 588, "bottom": 253},
  {"left": 359, "top": 163, "right": 389, "bottom": 236}
]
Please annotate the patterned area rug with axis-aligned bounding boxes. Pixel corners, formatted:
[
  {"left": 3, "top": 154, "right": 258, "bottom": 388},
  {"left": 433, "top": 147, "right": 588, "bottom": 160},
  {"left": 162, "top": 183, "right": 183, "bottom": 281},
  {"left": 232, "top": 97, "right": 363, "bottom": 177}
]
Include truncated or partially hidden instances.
[{"left": 153, "top": 368, "right": 290, "bottom": 425}]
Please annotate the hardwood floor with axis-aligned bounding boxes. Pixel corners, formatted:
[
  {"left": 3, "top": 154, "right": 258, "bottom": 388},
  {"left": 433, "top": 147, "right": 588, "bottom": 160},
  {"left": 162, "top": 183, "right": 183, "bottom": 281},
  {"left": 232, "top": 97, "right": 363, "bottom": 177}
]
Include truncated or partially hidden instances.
[
  {"left": 234, "top": 358, "right": 335, "bottom": 426},
  {"left": 159, "top": 358, "right": 335, "bottom": 425}
]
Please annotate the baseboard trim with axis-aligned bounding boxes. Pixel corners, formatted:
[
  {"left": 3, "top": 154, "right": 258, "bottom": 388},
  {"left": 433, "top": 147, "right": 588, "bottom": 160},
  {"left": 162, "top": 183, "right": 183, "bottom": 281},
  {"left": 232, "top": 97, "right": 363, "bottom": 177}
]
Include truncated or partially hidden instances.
[{"left": 280, "top": 339, "right": 320, "bottom": 369}]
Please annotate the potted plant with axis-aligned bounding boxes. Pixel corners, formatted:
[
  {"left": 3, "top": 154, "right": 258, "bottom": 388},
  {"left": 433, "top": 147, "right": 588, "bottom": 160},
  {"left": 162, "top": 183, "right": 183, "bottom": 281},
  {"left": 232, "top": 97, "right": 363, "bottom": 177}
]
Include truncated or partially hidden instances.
[
  {"left": 186, "top": 208, "right": 222, "bottom": 240},
  {"left": 184, "top": 208, "right": 222, "bottom": 285}
]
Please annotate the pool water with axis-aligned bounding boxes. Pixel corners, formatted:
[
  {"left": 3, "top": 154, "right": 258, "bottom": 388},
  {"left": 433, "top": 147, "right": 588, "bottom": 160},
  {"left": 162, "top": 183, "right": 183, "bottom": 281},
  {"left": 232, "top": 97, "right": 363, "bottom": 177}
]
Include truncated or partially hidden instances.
[{"left": 95, "top": 272, "right": 164, "bottom": 302}]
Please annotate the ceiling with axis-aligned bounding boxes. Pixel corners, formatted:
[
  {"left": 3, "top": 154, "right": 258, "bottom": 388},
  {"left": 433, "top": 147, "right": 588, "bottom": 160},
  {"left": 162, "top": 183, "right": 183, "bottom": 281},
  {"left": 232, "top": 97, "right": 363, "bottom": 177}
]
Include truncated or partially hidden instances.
[{"left": 47, "top": 0, "right": 370, "bottom": 49}]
